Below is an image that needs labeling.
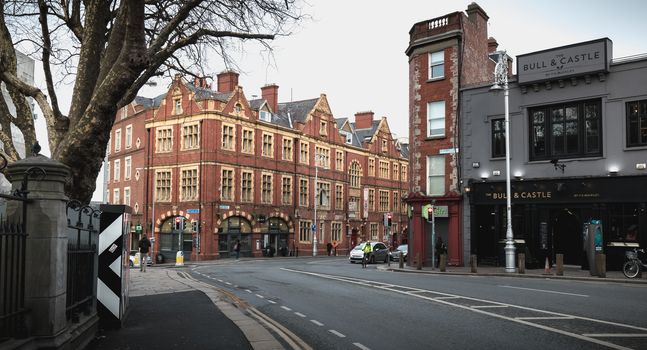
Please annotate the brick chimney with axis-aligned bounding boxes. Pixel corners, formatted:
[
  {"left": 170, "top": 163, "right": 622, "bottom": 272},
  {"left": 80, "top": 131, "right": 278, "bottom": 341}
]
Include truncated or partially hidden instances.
[
  {"left": 193, "top": 76, "right": 211, "bottom": 89},
  {"left": 354, "top": 111, "right": 374, "bottom": 129},
  {"left": 217, "top": 71, "right": 239, "bottom": 93},
  {"left": 261, "top": 84, "right": 279, "bottom": 112},
  {"left": 466, "top": 2, "right": 489, "bottom": 24},
  {"left": 487, "top": 37, "right": 498, "bottom": 53}
]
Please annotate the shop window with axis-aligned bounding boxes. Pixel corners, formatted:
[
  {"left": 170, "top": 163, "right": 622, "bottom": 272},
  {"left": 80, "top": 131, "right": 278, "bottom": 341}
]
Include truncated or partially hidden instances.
[
  {"left": 529, "top": 99, "right": 602, "bottom": 161},
  {"left": 626, "top": 99, "right": 647, "bottom": 147}
]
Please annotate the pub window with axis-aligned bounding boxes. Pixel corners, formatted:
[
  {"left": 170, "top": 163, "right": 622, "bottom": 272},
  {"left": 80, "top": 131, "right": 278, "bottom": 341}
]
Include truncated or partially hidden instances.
[
  {"left": 492, "top": 118, "right": 506, "bottom": 158},
  {"left": 428, "top": 50, "right": 444, "bottom": 80},
  {"left": 529, "top": 99, "right": 602, "bottom": 161},
  {"left": 626, "top": 99, "right": 647, "bottom": 147}
]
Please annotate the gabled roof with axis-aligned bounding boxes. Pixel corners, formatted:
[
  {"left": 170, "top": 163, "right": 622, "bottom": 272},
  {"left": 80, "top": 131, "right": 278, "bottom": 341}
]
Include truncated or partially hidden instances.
[
  {"left": 399, "top": 143, "right": 409, "bottom": 158},
  {"left": 351, "top": 120, "right": 381, "bottom": 145},
  {"left": 248, "top": 98, "right": 266, "bottom": 110},
  {"left": 335, "top": 117, "right": 348, "bottom": 129},
  {"left": 276, "top": 98, "right": 318, "bottom": 124}
]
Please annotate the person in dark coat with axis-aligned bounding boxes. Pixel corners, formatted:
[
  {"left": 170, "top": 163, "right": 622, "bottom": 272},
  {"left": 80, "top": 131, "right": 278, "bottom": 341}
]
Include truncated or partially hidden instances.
[{"left": 138, "top": 235, "right": 151, "bottom": 272}]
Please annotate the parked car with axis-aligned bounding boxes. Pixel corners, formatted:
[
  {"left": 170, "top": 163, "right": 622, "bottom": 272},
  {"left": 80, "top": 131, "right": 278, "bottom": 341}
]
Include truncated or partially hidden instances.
[
  {"left": 390, "top": 244, "right": 408, "bottom": 262},
  {"left": 349, "top": 242, "right": 390, "bottom": 264},
  {"left": 129, "top": 253, "right": 152, "bottom": 267}
]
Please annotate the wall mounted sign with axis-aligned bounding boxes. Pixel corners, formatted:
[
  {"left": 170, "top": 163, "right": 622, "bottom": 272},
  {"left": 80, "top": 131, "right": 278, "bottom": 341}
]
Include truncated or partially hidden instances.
[{"left": 517, "top": 38, "right": 611, "bottom": 85}]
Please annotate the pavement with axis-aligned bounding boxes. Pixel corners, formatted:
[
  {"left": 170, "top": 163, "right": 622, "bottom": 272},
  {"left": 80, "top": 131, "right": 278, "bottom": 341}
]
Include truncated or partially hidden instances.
[{"left": 84, "top": 257, "right": 646, "bottom": 350}]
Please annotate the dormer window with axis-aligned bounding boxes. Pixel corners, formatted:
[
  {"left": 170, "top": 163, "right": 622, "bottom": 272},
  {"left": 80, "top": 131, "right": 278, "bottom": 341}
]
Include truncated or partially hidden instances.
[
  {"left": 235, "top": 103, "right": 242, "bottom": 114},
  {"left": 259, "top": 110, "right": 271, "bottom": 122}
]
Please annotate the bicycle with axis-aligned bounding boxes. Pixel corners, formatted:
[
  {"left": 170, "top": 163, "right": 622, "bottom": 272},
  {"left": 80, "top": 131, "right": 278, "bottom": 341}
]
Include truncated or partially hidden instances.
[
  {"left": 622, "top": 248, "right": 647, "bottom": 279},
  {"left": 362, "top": 252, "right": 369, "bottom": 268}
]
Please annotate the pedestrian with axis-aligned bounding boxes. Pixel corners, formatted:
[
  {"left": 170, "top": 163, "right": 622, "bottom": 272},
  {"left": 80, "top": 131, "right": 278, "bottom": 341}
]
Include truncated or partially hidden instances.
[
  {"left": 435, "top": 236, "right": 446, "bottom": 268},
  {"left": 138, "top": 234, "right": 151, "bottom": 272},
  {"left": 234, "top": 239, "right": 241, "bottom": 260},
  {"left": 326, "top": 242, "right": 333, "bottom": 256}
]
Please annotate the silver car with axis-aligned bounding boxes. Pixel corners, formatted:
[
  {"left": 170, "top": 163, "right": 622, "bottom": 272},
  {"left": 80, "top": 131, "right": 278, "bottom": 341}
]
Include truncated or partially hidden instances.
[
  {"left": 390, "top": 244, "right": 408, "bottom": 262},
  {"left": 349, "top": 242, "right": 390, "bottom": 264}
]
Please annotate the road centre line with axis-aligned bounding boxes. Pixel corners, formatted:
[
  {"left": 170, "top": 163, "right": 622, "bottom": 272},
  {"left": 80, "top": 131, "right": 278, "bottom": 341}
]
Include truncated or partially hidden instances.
[
  {"left": 267, "top": 300, "right": 276, "bottom": 304},
  {"left": 281, "top": 268, "right": 647, "bottom": 350},
  {"left": 281, "top": 306, "right": 292, "bottom": 311},
  {"left": 225, "top": 282, "right": 232, "bottom": 285},
  {"left": 294, "top": 312, "right": 306, "bottom": 318},
  {"left": 255, "top": 294, "right": 264, "bottom": 299},
  {"left": 471, "top": 305, "right": 508, "bottom": 309},
  {"left": 329, "top": 329, "right": 346, "bottom": 338},
  {"left": 310, "top": 320, "right": 324, "bottom": 326},
  {"left": 217, "top": 279, "right": 223, "bottom": 282},
  {"left": 499, "top": 285, "right": 589, "bottom": 297},
  {"left": 245, "top": 289, "right": 252, "bottom": 293}
]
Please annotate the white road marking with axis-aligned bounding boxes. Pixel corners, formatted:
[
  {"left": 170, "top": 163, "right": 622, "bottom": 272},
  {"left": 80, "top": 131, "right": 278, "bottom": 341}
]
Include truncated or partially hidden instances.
[
  {"left": 255, "top": 294, "right": 265, "bottom": 299},
  {"left": 517, "top": 316, "right": 574, "bottom": 320},
  {"left": 499, "top": 285, "right": 589, "bottom": 297},
  {"left": 471, "top": 305, "right": 508, "bottom": 309},
  {"left": 583, "top": 333, "right": 647, "bottom": 338},
  {"left": 353, "top": 342, "right": 371, "bottom": 350},
  {"left": 225, "top": 282, "right": 232, "bottom": 286},
  {"left": 294, "top": 312, "right": 306, "bottom": 318},
  {"left": 217, "top": 279, "right": 223, "bottom": 283},
  {"left": 281, "top": 306, "right": 292, "bottom": 311},
  {"left": 267, "top": 300, "right": 276, "bottom": 304},
  {"left": 329, "top": 329, "right": 346, "bottom": 338},
  {"left": 245, "top": 289, "right": 253, "bottom": 293},
  {"left": 281, "top": 268, "right": 646, "bottom": 350},
  {"left": 310, "top": 320, "right": 324, "bottom": 326}
]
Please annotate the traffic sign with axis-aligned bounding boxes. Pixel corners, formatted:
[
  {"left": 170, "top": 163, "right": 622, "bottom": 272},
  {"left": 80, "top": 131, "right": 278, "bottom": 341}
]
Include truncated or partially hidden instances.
[
  {"left": 332, "top": 240, "right": 338, "bottom": 248},
  {"left": 312, "top": 224, "right": 316, "bottom": 232},
  {"left": 187, "top": 209, "right": 200, "bottom": 214}
]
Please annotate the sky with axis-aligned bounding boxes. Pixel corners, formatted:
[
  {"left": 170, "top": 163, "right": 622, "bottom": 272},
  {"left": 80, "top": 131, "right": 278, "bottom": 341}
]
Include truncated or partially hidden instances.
[{"left": 27, "top": 0, "right": 647, "bottom": 201}]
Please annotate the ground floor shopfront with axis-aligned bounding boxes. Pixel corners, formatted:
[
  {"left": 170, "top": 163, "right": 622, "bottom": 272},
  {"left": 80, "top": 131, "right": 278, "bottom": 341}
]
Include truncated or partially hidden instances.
[{"left": 468, "top": 175, "right": 647, "bottom": 270}]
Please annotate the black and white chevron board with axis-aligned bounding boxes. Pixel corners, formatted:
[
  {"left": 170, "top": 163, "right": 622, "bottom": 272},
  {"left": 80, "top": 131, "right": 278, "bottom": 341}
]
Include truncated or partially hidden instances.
[{"left": 97, "top": 204, "right": 132, "bottom": 328}]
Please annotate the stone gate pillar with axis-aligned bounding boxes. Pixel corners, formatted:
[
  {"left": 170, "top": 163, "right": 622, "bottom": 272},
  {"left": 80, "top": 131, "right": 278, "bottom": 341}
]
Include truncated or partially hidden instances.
[{"left": 6, "top": 155, "right": 71, "bottom": 342}]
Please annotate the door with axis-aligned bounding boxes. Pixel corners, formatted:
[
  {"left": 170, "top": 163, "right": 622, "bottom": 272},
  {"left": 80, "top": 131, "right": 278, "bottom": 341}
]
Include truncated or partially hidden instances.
[{"left": 552, "top": 208, "right": 582, "bottom": 265}]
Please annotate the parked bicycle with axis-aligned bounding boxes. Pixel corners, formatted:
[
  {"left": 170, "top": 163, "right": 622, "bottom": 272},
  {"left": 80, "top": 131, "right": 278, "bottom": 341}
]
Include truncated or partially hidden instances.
[{"left": 622, "top": 248, "right": 647, "bottom": 279}]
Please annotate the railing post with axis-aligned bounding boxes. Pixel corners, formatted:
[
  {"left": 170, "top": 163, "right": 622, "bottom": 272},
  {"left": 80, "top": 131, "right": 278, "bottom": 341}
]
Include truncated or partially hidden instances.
[{"left": 6, "top": 155, "right": 72, "bottom": 342}]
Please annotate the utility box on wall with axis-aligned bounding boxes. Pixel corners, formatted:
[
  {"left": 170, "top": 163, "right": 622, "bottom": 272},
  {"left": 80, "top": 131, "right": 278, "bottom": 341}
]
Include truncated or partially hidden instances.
[{"left": 97, "top": 204, "right": 132, "bottom": 328}]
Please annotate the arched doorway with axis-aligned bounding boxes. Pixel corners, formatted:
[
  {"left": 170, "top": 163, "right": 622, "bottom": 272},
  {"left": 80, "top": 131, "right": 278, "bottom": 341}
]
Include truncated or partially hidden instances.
[
  {"left": 218, "top": 216, "right": 252, "bottom": 258},
  {"left": 159, "top": 216, "right": 193, "bottom": 262},
  {"left": 261, "top": 217, "right": 290, "bottom": 257}
]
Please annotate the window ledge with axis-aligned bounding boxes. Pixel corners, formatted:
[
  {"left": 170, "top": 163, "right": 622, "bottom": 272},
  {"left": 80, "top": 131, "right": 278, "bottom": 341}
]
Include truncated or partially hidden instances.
[
  {"left": 425, "top": 136, "right": 447, "bottom": 140},
  {"left": 624, "top": 145, "right": 647, "bottom": 151},
  {"left": 426, "top": 76, "right": 445, "bottom": 83}
]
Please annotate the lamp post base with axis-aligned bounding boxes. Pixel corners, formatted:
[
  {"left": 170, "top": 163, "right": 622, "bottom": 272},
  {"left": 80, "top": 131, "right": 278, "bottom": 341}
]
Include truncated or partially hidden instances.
[{"left": 504, "top": 242, "right": 516, "bottom": 273}]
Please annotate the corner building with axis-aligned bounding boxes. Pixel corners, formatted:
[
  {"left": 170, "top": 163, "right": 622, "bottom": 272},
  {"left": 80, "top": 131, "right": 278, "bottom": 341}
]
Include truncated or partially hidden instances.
[
  {"left": 106, "top": 72, "right": 409, "bottom": 261},
  {"left": 405, "top": 3, "right": 496, "bottom": 267}
]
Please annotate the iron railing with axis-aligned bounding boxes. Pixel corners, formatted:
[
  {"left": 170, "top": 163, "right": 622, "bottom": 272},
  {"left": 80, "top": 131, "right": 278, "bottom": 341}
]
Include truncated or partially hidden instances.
[{"left": 65, "top": 200, "right": 100, "bottom": 323}]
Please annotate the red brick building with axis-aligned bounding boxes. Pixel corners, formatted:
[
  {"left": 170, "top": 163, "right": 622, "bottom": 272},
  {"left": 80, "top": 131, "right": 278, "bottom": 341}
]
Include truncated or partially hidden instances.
[
  {"left": 405, "top": 3, "right": 497, "bottom": 266},
  {"left": 107, "top": 72, "right": 409, "bottom": 261}
]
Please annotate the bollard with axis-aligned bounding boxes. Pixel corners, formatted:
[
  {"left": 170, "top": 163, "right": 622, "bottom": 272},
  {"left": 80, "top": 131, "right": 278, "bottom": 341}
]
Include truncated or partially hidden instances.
[
  {"left": 175, "top": 250, "right": 184, "bottom": 266},
  {"left": 470, "top": 254, "right": 477, "bottom": 273},
  {"left": 440, "top": 254, "right": 446, "bottom": 272},
  {"left": 556, "top": 254, "right": 564, "bottom": 276},
  {"left": 596, "top": 253, "right": 606, "bottom": 278},
  {"left": 387, "top": 253, "right": 391, "bottom": 267},
  {"left": 518, "top": 253, "right": 525, "bottom": 274},
  {"left": 416, "top": 253, "right": 422, "bottom": 270},
  {"left": 399, "top": 251, "right": 404, "bottom": 269}
]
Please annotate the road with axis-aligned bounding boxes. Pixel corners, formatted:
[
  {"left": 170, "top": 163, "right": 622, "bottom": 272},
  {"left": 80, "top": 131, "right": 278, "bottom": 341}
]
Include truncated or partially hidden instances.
[{"left": 188, "top": 257, "right": 647, "bottom": 350}]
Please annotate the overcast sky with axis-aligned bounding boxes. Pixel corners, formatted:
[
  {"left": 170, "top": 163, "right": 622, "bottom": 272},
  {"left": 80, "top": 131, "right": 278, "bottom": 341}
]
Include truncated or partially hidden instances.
[{"left": 29, "top": 1, "right": 647, "bottom": 201}]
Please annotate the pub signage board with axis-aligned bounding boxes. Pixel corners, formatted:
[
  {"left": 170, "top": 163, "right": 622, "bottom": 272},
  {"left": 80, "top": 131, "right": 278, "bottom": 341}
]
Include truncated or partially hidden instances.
[{"left": 516, "top": 38, "right": 611, "bottom": 85}]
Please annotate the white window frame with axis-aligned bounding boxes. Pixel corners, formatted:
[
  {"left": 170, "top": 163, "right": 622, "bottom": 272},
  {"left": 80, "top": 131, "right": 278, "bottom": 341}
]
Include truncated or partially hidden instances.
[
  {"left": 124, "top": 156, "right": 132, "bottom": 180},
  {"left": 113, "top": 159, "right": 121, "bottom": 182},
  {"left": 113, "top": 188, "right": 120, "bottom": 204},
  {"left": 427, "top": 100, "right": 446, "bottom": 138},
  {"left": 124, "top": 187, "right": 131, "bottom": 206},
  {"left": 125, "top": 125, "right": 133, "bottom": 149},
  {"left": 426, "top": 155, "right": 445, "bottom": 196},
  {"left": 428, "top": 50, "right": 444, "bottom": 80},
  {"left": 114, "top": 129, "right": 122, "bottom": 152}
]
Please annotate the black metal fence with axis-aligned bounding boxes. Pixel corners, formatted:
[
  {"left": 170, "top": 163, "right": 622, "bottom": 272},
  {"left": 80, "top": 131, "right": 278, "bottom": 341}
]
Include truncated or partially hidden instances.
[
  {"left": 65, "top": 200, "right": 100, "bottom": 323},
  {"left": 0, "top": 163, "right": 34, "bottom": 342}
]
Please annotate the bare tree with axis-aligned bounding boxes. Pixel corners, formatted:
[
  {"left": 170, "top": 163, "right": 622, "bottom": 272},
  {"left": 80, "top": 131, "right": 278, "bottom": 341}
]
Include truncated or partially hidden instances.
[{"left": 0, "top": 0, "right": 305, "bottom": 202}]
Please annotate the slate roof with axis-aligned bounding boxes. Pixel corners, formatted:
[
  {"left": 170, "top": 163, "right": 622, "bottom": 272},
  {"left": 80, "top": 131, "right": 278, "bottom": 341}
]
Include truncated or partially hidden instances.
[
  {"left": 351, "top": 120, "right": 380, "bottom": 145},
  {"left": 276, "top": 98, "right": 318, "bottom": 124},
  {"left": 248, "top": 99, "right": 266, "bottom": 110},
  {"left": 399, "top": 143, "right": 409, "bottom": 158},
  {"left": 186, "top": 83, "right": 232, "bottom": 102},
  {"left": 134, "top": 94, "right": 165, "bottom": 109}
]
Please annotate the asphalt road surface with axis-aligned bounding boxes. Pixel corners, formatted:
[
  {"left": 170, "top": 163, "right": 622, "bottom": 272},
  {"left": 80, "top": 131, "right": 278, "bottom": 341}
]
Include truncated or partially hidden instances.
[{"left": 189, "top": 257, "right": 647, "bottom": 350}]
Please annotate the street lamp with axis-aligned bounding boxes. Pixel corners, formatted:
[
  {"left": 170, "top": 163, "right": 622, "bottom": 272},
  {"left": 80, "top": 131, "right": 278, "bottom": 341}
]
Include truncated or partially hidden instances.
[
  {"left": 313, "top": 154, "right": 326, "bottom": 256},
  {"left": 489, "top": 50, "right": 516, "bottom": 273}
]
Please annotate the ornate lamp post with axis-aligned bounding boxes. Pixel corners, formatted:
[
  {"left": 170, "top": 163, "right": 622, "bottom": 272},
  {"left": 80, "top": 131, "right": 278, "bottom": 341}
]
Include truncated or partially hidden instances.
[{"left": 489, "top": 50, "right": 516, "bottom": 273}]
